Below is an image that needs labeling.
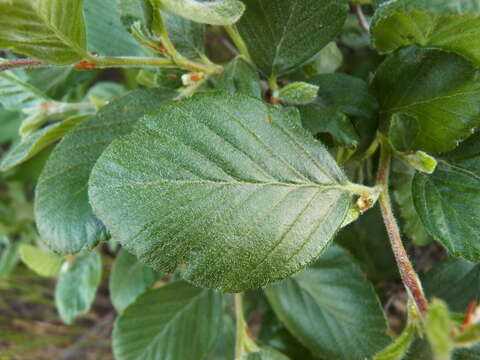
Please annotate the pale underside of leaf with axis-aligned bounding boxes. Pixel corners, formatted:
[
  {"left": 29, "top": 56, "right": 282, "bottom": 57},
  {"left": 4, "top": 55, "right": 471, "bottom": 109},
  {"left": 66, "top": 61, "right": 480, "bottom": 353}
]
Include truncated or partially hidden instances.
[
  {"left": 154, "top": 0, "right": 245, "bottom": 25},
  {"left": 0, "top": 0, "right": 87, "bottom": 64},
  {"left": 89, "top": 92, "right": 352, "bottom": 292}
]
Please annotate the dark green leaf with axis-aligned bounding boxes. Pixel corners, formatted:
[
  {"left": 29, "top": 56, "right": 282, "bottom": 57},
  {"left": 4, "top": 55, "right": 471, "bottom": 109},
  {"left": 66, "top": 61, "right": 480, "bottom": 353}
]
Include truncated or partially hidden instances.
[
  {"left": 55, "top": 250, "right": 102, "bottom": 324},
  {"left": 298, "top": 73, "right": 378, "bottom": 150},
  {"left": 0, "top": 0, "right": 88, "bottom": 64},
  {"left": 371, "top": 0, "right": 480, "bottom": 66},
  {"left": 237, "top": 0, "right": 349, "bottom": 76},
  {"left": 373, "top": 46, "right": 480, "bottom": 154},
  {"left": 84, "top": 0, "right": 145, "bottom": 57},
  {"left": 109, "top": 249, "right": 158, "bottom": 313},
  {"left": 423, "top": 257, "right": 480, "bottom": 313},
  {"left": 265, "top": 245, "right": 389, "bottom": 360},
  {"left": 113, "top": 281, "right": 222, "bottom": 360},
  {"left": 388, "top": 113, "right": 419, "bottom": 153},
  {"left": 34, "top": 89, "right": 174, "bottom": 255},
  {"left": 412, "top": 132, "right": 480, "bottom": 261},
  {"left": 89, "top": 92, "right": 354, "bottom": 292},
  {"left": 216, "top": 57, "right": 262, "bottom": 99},
  {"left": 161, "top": 11, "right": 206, "bottom": 59}
]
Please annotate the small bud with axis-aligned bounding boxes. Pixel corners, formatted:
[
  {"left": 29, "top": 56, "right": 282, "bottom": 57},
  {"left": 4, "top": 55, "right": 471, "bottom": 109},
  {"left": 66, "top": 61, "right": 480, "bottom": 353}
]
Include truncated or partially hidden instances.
[{"left": 181, "top": 72, "right": 205, "bottom": 86}]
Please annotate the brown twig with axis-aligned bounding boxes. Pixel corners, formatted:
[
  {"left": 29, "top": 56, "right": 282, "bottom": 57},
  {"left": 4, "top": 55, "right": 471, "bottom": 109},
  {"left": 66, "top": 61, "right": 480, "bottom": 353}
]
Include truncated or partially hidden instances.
[
  {"left": 377, "top": 137, "right": 429, "bottom": 317},
  {"left": 0, "top": 58, "right": 50, "bottom": 72}
]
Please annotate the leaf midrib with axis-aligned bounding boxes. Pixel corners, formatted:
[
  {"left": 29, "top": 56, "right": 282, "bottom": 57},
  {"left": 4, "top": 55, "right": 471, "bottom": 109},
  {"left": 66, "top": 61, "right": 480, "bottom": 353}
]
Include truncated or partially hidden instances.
[{"left": 95, "top": 179, "right": 349, "bottom": 191}]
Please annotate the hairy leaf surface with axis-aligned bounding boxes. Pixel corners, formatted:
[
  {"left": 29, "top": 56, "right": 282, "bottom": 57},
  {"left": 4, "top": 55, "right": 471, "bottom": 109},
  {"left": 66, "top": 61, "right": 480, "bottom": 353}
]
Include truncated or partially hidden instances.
[
  {"left": 0, "top": 0, "right": 88, "bottom": 64},
  {"left": 89, "top": 92, "right": 353, "bottom": 292},
  {"left": 265, "top": 246, "right": 389, "bottom": 360},
  {"left": 236, "top": 0, "right": 349, "bottom": 76},
  {"left": 35, "top": 89, "right": 173, "bottom": 255},
  {"left": 373, "top": 46, "right": 480, "bottom": 154},
  {"left": 413, "top": 132, "right": 480, "bottom": 261},
  {"left": 113, "top": 281, "right": 222, "bottom": 360}
]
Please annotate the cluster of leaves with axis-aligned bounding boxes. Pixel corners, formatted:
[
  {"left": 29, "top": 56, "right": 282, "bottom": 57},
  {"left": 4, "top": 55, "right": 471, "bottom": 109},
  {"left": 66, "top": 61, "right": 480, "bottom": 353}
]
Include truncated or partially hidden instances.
[{"left": 0, "top": 0, "right": 480, "bottom": 359}]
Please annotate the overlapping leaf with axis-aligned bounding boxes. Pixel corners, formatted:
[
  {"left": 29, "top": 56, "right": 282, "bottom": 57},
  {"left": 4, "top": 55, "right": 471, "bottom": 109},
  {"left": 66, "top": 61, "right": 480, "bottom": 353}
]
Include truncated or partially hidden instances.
[
  {"left": 265, "top": 246, "right": 389, "bottom": 360},
  {"left": 89, "top": 92, "right": 353, "bottom": 291},
  {"left": 236, "top": 0, "right": 349, "bottom": 76},
  {"left": 113, "top": 281, "right": 222, "bottom": 360},
  {"left": 34, "top": 89, "right": 173, "bottom": 255},
  {"left": 19, "top": 244, "right": 63, "bottom": 277},
  {"left": 371, "top": 0, "right": 480, "bottom": 66},
  {"left": 373, "top": 46, "right": 480, "bottom": 154},
  {"left": 413, "top": 132, "right": 480, "bottom": 261},
  {"left": 0, "top": 0, "right": 88, "bottom": 64}
]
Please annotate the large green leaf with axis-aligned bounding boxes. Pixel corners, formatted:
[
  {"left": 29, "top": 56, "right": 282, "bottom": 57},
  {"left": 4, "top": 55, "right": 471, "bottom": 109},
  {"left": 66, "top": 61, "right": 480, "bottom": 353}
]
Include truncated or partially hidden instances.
[
  {"left": 412, "top": 132, "right": 480, "bottom": 261},
  {"left": 0, "top": 115, "right": 88, "bottom": 172},
  {"left": 109, "top": 249, "right": 158, "bottom": 313},
  {"left": 152, "top": 0, "right": 245, "bottom": 25},
  {"left": 0, "top": 70, "right": 49, "bottom": 111},
  {"left": 112, "top": 281, "right": 222, "bottom": 360},
  {"left": 0, "top": 0, "right": 88, "bottom": 64},
  {"left": 372, "top": 46, "right": 480, "bottom": 154},
  {"left": 371, "top": 0, "right": 480, "bottom": 66},
  {"left": 34, "top": 89, "right": 173, "bottom": 255},
  {"left": 236, "top": 0, "right": 349, "bottom": 76},
  {"left": 423, "top": 257, "right": 480, "bottom": 313},
  {"left": 264, "top": 246, "right": 389, "bottom": 360},
  {"left": 89, "top": 92, "right": 355, "bottom": 292},
  {"left": 55, "top": 250, "right": 102, "bottom": 324}
]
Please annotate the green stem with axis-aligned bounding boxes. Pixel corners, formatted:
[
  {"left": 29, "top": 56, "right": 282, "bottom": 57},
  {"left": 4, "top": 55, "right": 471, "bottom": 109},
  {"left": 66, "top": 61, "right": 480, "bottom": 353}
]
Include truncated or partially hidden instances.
[
  {"left": 89, "top": 56, "right": 174, "bottom": 68},
  {"left": 151, "top": 12, "right": 223, "bottom": 75},
  {"left": 235, "top": 293, "right": 258, "bottom": 359},
  {"left": 225, "top": 25, "right": 252, "bottom": 63},
  {"left": 376, "top": 137, "right": 429, "bottom": 317}
]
